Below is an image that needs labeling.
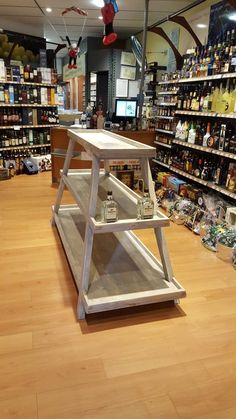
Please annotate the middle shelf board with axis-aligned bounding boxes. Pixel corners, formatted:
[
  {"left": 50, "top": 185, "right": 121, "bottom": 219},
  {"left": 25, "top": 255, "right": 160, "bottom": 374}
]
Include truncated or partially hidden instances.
[
  {"left": 62, "top": 170, "right": 170, "bottom": 232},
  {"left": 54, "top": 206, "right": 186, "bottom": 314}
]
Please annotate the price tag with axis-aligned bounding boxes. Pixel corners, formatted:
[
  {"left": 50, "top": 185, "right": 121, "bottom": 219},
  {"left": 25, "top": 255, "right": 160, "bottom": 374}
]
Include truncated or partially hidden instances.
[{"left": 14, "top": 126, "right": 20, "bottom": 131}]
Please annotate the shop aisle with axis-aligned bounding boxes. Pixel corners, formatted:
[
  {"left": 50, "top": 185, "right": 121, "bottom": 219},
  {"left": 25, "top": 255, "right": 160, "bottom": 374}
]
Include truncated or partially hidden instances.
[{"left": 0, "top": 172, "right": 235, "bottom": 419}]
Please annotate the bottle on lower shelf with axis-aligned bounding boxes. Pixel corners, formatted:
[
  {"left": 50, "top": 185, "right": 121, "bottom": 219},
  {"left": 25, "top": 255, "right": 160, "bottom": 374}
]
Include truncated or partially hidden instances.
[
  {"left": 137, "top": 189, "right": 154, "bottom": 219},
  {"left": 101, "top": 191, "right": 118, "bottom": 223}
]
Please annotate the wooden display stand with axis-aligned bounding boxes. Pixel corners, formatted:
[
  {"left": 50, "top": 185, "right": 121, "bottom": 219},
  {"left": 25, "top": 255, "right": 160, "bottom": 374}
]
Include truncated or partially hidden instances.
[{"left": 52, "top": 129, "right": 186, "bottom": 319}]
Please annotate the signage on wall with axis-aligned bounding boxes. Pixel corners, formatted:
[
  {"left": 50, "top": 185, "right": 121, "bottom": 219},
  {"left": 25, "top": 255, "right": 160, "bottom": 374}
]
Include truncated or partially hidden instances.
[
  {"left": 208, "top": 0, "right": 236, "bottom": 45},
  {"left": 39, "top": 49, "right": 47, "bottom": 67}
]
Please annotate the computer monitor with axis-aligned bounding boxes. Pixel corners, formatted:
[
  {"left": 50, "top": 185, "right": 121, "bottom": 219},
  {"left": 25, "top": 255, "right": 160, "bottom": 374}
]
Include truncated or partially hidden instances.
[{"left": 114, "top": 99, "right": 137, "bottom": 121}]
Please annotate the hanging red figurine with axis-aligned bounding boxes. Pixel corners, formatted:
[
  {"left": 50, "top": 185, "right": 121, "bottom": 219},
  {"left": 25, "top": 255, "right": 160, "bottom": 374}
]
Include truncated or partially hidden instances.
[
  {"left": 62, "top": 6, "right": 88, "bottom": 69},
  {"left": 101, "top": 0, "right": 119, "bottom": 46}
]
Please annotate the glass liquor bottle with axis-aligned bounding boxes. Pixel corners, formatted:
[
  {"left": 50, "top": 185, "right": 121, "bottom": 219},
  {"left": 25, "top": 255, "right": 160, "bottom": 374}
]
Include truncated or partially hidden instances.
[
  {"left": 137, "top": 188, "right": 154, "bottom": 220},
  {"left": 101, "top": 191, "right": 118, "bottom": 223}
]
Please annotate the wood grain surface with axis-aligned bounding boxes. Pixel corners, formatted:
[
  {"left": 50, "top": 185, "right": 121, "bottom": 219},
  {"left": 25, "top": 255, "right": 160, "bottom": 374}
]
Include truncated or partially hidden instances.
[{"left": 0, "top": 172, "right": 235, "bottom": 418}]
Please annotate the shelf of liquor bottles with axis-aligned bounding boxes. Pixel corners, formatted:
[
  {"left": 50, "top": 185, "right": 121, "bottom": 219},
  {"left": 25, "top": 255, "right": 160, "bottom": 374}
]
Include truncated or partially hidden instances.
[
  {"left": 175, "top": 110, "right": 236, "bottom": 119},
  {"left": 159, "top": 73, "right": 236, "bottom": 86},
  {"left": 172, "top": 139, "right": 236, "bottom": 160},
  {"left": 153, "top": 159, "right": 236, "bottom": 200}
]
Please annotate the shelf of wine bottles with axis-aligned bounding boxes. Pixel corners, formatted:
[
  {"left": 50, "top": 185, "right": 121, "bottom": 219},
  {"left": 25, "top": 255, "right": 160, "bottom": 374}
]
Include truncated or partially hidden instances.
[
  {"left": 0, "top": 146, "right": 51, "bottom": 176},
  {"left": 0, "top": 107, "right": 59, "bottom": 126},
  {"left": 0, "top": 128, "right": 51, "bottom": 148}
]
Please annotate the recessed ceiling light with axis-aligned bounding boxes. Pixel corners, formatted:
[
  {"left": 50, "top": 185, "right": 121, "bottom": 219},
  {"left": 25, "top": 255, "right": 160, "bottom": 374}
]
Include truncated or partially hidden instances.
[
  {"left": 196, "top": 23, "right": 207, "bottom": 28},
  {"left": 46, "top": 7, "right": 52, "bottom": 13},
  {"left": 229, "top": 13, "right": 236, "bottom": 21},
  {"left": 98, "top": 16, "right": 103, "bottom": 20},
  {"left": 92, "top": 0, "right": 104, "bottom": 7}
]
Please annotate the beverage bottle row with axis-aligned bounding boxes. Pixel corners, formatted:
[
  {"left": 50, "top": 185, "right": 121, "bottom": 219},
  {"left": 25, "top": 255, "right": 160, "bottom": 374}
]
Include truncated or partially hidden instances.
[
  {"left": 0, "top": 108, "right": 59, "bottom": 126},
  {"left": 0, "top": 128, "right": 50, "bottom": 148},
  {"left": 176, "top": 79, "right": 236, "bottom": 114},
  {"left": 5, "top": 64, "right": 58, "bottom": 85},
  {"left": 156, "top": 148, "right": 229, "bottom": 186},
  {"left": 0, "top": 85, "right": 57, "bottom": 105},
  {"left": 161, "top": 28, "right": 236, "bottom": 81},
  {"left": 0, "top": 146, "right": 50, "bottom": 176},
  {"left": 156, "top": 119, "right": 177, "bottom": 131},
  {"left": 175, "top": 119, "right": 236, "bottom": 153},
  {"left": 157, "top": 107, "right": 175, "bottom": 117}
]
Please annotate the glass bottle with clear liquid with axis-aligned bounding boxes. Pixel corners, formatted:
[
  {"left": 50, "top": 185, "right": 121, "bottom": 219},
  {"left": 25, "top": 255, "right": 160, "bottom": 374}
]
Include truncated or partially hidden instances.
[
  {"left": 137, "top": 188, "right": 154, "bottom": 220},
  {"left": 101, "top": 191, "right": 118, "bottom": 223}
]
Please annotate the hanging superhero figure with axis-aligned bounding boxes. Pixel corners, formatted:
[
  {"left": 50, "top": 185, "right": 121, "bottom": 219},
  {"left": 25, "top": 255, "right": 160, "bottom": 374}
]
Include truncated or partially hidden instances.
[
  {"left": 101, "top": 0, "right": 119, "bottom": 46},
  {"left": 66, "top": 35, "right": 81, "bottom": 69},
  {"left": 62, "top": 6, "right": 88, "bottom": 69}
]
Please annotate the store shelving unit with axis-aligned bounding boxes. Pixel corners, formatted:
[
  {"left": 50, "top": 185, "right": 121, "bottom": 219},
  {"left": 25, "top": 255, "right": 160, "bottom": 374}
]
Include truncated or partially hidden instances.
[
  {"left": 0, "top": 79, "right": 59, "bottom": 151},
  {"left": 153, "top": 71, "right": 236, "bottom": 201},
  {"left": 53, "top": 129, "right": 186, "bottom": 319}
]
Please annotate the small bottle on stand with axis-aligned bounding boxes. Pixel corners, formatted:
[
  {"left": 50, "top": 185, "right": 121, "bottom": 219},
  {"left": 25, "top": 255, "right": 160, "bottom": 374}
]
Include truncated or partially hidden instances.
[
  {"left": 101, "top": 191, "right": 118, "bottom": 223},
  {"left": 137, "top": 188, "right": 154, "bottom": 219}
]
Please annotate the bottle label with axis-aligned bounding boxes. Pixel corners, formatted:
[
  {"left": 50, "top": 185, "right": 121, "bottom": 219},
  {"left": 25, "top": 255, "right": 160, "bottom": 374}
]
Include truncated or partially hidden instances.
[
  {"left": 105, "top": 207, "right": 117, "bottom": 222},
  {"left": 143, "top": 203, "right": 154, "bottom": 218}
]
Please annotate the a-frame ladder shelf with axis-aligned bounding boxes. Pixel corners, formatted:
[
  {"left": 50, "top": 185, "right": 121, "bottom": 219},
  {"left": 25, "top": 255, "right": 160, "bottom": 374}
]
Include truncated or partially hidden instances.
[{"left": 52, "top": 129, "right": 186, "bottom": 319}]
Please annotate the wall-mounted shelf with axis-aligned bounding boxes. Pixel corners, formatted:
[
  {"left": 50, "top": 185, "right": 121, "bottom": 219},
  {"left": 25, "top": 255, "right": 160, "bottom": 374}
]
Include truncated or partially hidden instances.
[
  {"left": 156, "top": 128, "right": 175, "bottom": 135},
  {"left": 173, "top": 139, "right": 236, "bottom": 160},
  {"left": 154, "top": 141, "right": 172, "bottom": 149},
  {"left": 175, "top": 110, "right": 236, "bottom": 119}
]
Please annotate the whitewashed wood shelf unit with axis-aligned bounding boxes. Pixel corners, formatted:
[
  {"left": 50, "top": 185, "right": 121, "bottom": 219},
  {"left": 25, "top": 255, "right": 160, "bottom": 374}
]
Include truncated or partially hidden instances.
[{"left": 53, "top": 129, "right": 186, "bottom": 319}]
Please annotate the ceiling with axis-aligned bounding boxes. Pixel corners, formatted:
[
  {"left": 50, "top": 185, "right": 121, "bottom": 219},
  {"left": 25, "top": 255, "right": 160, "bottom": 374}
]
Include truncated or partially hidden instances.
[{"left": 0, "top": 0, "right": 201, "bottom": 57}]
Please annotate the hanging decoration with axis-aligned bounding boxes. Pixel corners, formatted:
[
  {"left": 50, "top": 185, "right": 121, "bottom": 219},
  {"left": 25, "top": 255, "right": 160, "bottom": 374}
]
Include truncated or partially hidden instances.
[
  {"left": 101, "top": 0, "right": 119, "bottom": 46},
  {"left": 61, "top": 6, "right": 88, "bottom": 69}
]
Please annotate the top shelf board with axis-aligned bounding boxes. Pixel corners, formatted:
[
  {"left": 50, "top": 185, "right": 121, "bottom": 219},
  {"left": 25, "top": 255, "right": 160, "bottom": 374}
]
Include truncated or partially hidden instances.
[{"left": 68, "top": 129, "right": 156, "bottom": 159}]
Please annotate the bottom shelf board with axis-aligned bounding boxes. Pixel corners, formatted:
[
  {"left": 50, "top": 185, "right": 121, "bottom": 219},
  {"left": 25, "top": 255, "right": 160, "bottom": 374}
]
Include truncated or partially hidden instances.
[{"left": 53, "top": 205, "right": 186, "bottom": 314}]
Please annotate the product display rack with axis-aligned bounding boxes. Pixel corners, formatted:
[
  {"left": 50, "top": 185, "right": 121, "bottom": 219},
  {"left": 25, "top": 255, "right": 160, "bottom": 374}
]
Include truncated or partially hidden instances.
[
  {"left": 52, "top": 129, "right": 186, "bottom": 319},
  {"left": 153, "top": 71, "right": 236, "bottom": 200},
  {"left": 0, "top": 78, "right": 59, "bottom": 153}
]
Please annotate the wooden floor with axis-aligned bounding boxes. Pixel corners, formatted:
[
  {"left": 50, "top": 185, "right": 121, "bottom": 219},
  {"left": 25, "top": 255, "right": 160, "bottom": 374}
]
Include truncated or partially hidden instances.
[{"left": 0, "top": 172, "right": 236, "bottom": 419}]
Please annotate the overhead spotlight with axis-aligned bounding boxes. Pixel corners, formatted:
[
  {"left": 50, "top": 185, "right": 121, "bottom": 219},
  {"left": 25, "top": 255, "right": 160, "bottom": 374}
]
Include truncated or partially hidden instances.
[
  {"left": 46, "top": 7, "right": 52, "bottom": 13},
  {"left": 92, "top": 0, "right": 104, "bottom": 7},
  {"left": 228, "top": 13, "right": 236, "bottom": 21},
  {"left": 196, "top": 23, "right": 207, "bottom": 28}
]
